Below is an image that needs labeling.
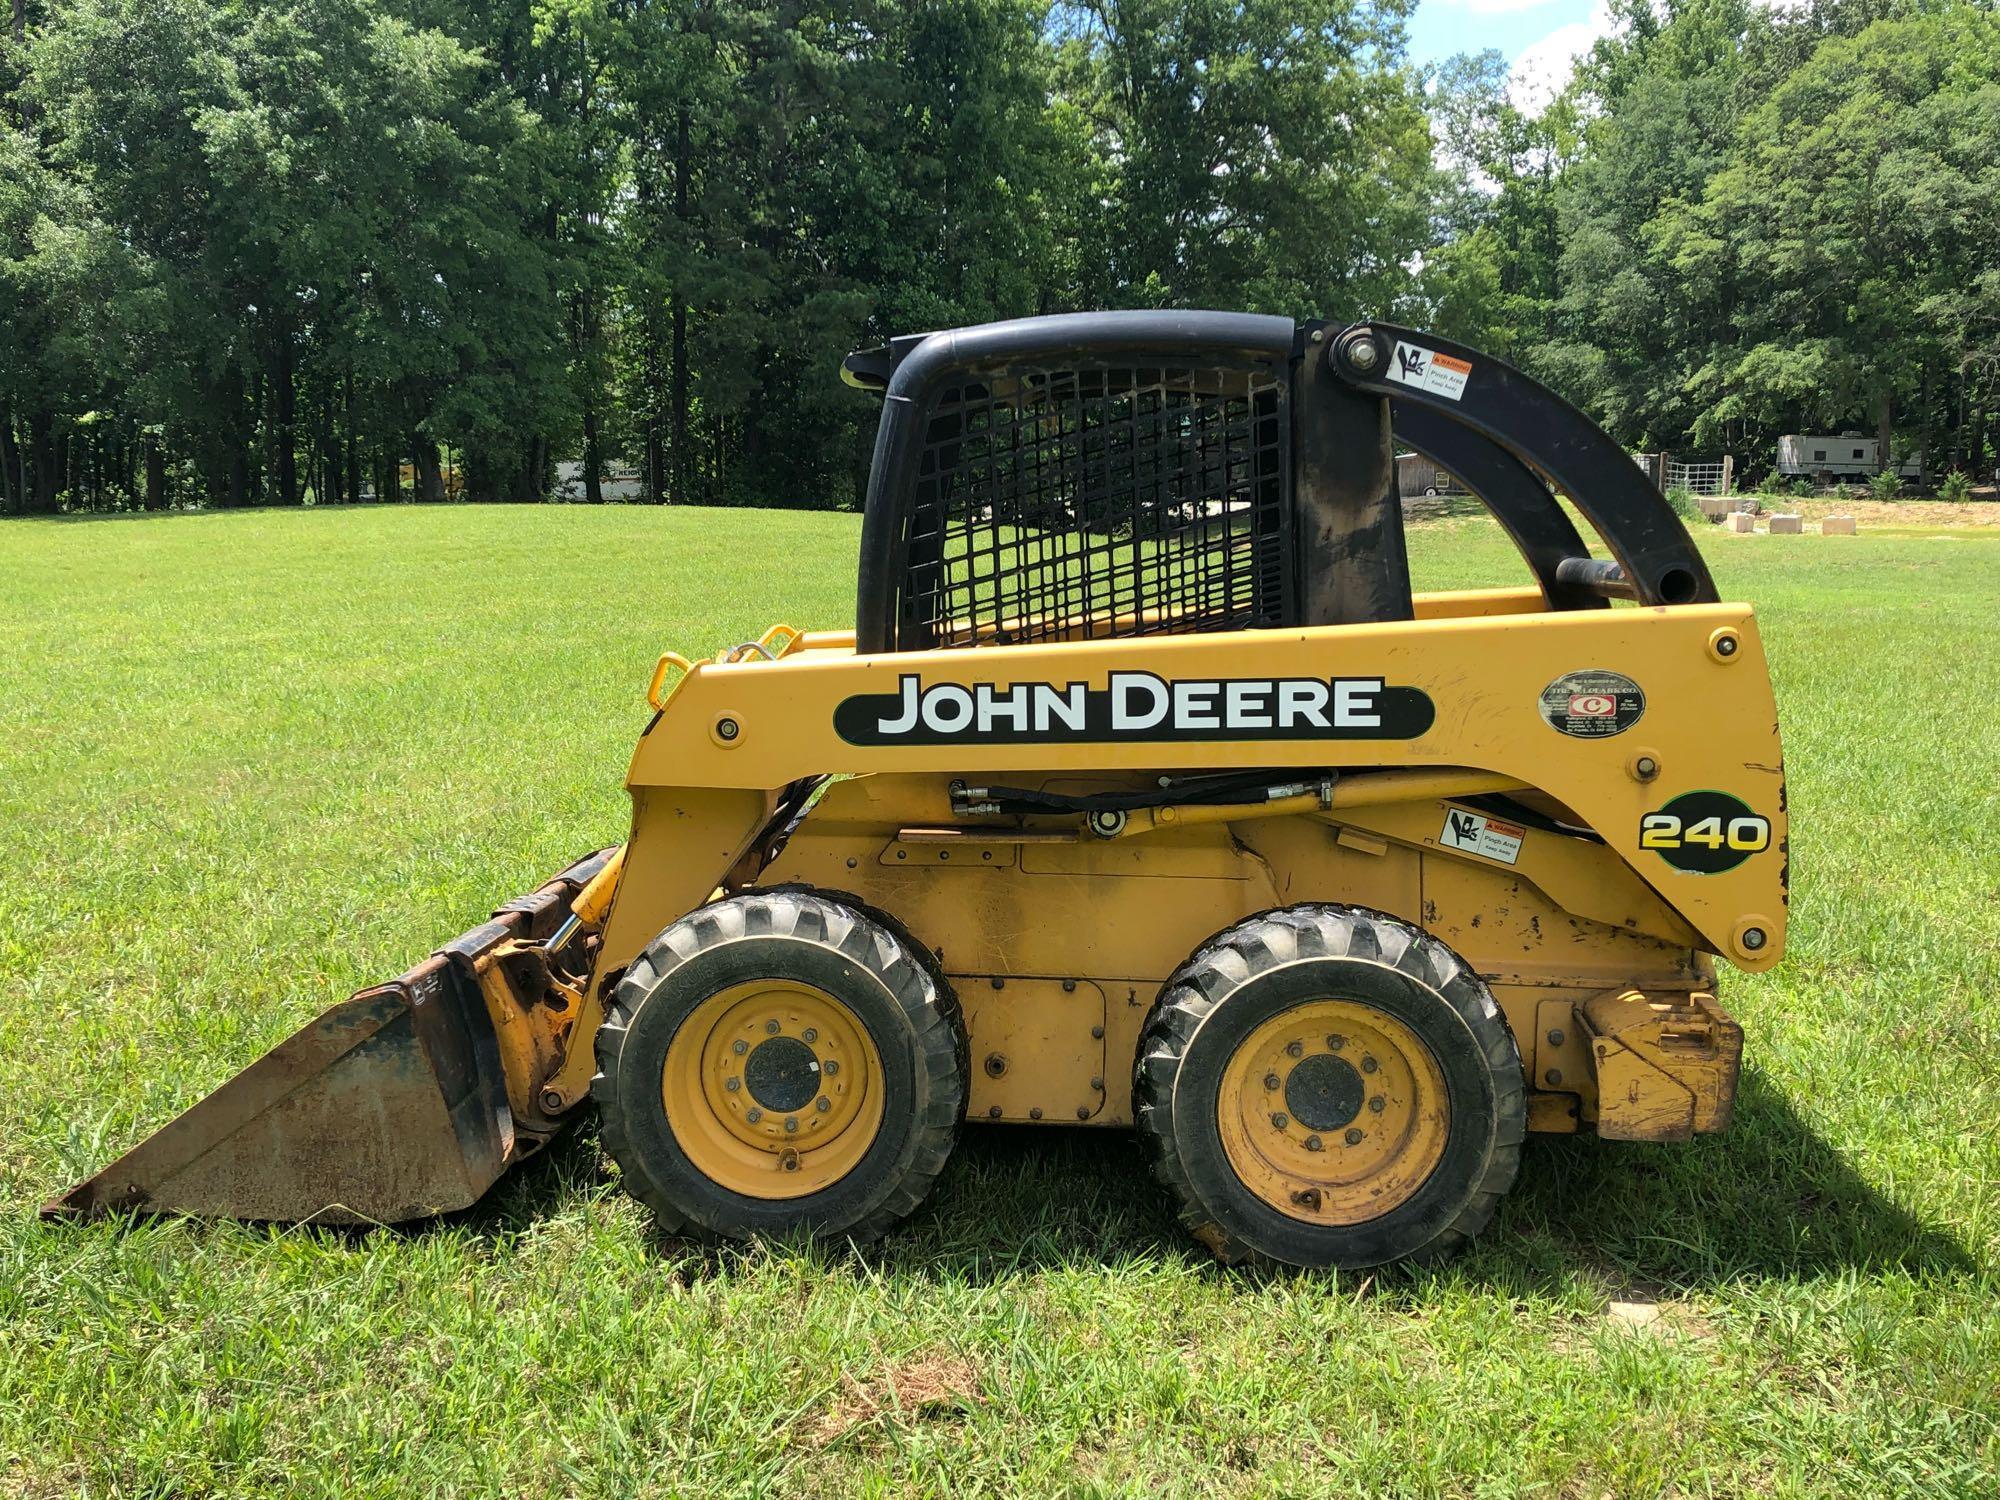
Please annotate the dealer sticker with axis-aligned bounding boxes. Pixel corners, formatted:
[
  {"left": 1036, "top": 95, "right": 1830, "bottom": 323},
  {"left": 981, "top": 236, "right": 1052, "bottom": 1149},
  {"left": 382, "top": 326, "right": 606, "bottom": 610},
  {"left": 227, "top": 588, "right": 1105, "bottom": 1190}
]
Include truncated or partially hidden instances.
[
  {"left": 1538, "top": 669, "right": 1645, "bottom": 738},
  {"left": 1439, "top": 807, "right": 1524, "bottom": 865},
  {"left": 1387, "top": 342, "right": 1473, "bottom": 402}
]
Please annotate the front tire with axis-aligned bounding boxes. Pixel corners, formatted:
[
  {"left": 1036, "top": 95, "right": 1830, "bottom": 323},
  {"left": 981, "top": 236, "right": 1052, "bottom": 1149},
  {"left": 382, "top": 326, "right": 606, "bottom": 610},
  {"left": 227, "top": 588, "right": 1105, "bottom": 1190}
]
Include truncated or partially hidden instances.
[
  {"left": 593, "top": 888, "right": 966, "bottom": 1244},
  {"left": 1136, "top": 905, "right": 1524, "bottom": 1269}
]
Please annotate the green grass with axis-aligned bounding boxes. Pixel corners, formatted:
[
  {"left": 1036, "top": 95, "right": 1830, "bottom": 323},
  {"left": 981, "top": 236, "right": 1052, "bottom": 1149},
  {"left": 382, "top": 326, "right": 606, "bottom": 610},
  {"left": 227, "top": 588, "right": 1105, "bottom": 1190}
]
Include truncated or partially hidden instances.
[{"left": 2, "top": 505, "right": 1997, "bottom": 1497}]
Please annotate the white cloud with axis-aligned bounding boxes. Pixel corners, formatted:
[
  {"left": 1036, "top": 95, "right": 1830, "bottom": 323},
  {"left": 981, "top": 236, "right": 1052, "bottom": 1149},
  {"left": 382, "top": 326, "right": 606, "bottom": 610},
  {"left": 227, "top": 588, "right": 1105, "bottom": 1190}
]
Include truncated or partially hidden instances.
[
  {"left": 1459, "top": 0, "right": 1564, "bottom": 14},
  {"left": 1508, "top": 2, "right": 1615, "bottom": 111}
]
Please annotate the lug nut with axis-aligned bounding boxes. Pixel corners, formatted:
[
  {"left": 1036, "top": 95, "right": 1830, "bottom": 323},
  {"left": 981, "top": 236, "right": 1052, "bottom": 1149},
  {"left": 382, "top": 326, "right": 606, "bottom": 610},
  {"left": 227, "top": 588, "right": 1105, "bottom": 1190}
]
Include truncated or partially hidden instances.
[
  {"left": 1271, "top": 1112, "right": 1289, "bottom": 1129},
  {"left": 1368, "top": 1095, "right": 1385, "bottom": 1113},
  {"left": 1326, "top": 1034, "right": 1345, "bottom": 1052},
  {"left": 1305, "top": 1135, "right": 1323, "bottom": 1152},
  {"left": 815, "top": 1097, "right": 830, "bottom": 1112},
  {"left": 725, "top": 1077, "right": 741, "bottom": 1093},
  {"left": 1285, "top": 1041, "right": 1304, "bottom": 1059},
  {"left": 1264, "top": 1073, "right": 1281, "bottom": 1091},
  {"left": 1345, "top": 1128, "right": 1364, "bottom": 1146},
  {"left": 1361, "top": 1055, "right": 1379, "bottom": 1074},
  {"left": 824, "top": 1060, "right": 839, "bottom": 1077},
  {"left": 732, "top": 1039, "right": 748, "bottom": 1055},
  {"left": 746, "top": 1108, "right": 762, "bottom": 1123},
  {"left": 765, "top": 1019, "right": 781, "bottom": 1035},
  {"left": 803, "top": 1027, "right": 818, "bottom": 1043},
  {"left": 784, "top": 1117, "right": 798, "bottom": 1133}
]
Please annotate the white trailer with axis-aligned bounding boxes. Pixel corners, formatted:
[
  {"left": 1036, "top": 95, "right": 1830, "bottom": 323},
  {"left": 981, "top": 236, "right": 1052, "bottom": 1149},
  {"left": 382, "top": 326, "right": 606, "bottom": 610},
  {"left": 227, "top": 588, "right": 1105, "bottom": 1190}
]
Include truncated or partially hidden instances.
[{"left": 1777, "top": 434, "right": 1921, "bottom": 479}]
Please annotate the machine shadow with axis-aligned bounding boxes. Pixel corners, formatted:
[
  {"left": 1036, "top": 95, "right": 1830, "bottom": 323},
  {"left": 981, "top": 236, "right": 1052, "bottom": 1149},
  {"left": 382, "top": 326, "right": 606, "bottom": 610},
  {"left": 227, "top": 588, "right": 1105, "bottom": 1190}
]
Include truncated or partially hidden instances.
[{"left": 470, "top": 1068, "right": 1976, "bottom": 1291}]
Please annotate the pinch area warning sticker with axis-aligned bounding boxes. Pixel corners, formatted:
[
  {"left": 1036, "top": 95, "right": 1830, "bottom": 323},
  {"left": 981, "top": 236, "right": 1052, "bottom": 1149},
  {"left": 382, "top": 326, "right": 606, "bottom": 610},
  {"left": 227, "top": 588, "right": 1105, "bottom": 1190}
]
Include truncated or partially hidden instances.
[
  {"left": 1439, "top": 807, "right": 1524, "bottom": 865},
  {"left": 1387, "top": 342, "right": 1473, "bottom": 402}
]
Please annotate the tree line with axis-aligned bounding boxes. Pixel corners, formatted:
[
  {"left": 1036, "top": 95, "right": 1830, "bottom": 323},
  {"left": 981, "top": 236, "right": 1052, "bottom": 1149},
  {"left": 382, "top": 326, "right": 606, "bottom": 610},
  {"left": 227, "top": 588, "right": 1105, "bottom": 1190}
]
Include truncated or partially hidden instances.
[{"left": 2, "top": 0, "right": 1994, "bottom": 514}]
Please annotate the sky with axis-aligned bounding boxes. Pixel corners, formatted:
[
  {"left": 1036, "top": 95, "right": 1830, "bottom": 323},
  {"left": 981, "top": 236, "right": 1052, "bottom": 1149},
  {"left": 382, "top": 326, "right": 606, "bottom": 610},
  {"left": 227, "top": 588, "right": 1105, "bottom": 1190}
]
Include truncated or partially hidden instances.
[{"left": 1406, "top": 0, "right": 1616, "bottom": 106}]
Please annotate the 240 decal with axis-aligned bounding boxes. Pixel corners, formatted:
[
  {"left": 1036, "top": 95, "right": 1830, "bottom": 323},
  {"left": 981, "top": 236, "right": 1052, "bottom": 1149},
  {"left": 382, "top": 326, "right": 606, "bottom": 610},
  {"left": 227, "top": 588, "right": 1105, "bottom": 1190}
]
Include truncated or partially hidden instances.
[{"left": 1641, "top": 790, "right": 1771, "bottom": 874}]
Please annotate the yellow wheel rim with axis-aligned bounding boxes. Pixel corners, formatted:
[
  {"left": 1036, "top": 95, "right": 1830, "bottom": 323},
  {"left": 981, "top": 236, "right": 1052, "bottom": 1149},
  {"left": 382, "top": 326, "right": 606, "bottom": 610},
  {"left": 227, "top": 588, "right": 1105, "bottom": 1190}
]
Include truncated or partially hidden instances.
[
  {"left": 1217, "top": 999, "right": 1449, "bottom": 1226},
  {"left": 662, "top": 979, "right": 885, "bottom": 1200}
]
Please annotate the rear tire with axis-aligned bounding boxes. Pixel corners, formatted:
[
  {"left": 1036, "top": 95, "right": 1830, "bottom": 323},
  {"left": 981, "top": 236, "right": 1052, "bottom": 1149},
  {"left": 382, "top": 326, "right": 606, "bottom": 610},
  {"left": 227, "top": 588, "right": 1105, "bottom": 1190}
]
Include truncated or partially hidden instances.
[
  {"left": 1136, "top": 905, "right": 1523, "bottom": 1269},
  {"left": 593, "top": 888, "right": 965, "bottom": 1244}
]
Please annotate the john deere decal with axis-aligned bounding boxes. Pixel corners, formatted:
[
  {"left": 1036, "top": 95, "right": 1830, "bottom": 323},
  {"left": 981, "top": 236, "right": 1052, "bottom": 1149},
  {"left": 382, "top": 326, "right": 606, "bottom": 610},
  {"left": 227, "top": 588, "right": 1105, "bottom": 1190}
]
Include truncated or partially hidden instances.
[{"left": 834, "top": 672, "right": 1435, "bottom": 746}]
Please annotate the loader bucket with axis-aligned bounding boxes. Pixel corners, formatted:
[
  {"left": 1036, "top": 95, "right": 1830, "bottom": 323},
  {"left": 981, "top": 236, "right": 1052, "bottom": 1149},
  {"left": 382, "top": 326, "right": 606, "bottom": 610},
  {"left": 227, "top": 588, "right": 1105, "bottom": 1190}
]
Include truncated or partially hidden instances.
[{"left": 45, "top": 849, "right": 616, "bottom": 1227}]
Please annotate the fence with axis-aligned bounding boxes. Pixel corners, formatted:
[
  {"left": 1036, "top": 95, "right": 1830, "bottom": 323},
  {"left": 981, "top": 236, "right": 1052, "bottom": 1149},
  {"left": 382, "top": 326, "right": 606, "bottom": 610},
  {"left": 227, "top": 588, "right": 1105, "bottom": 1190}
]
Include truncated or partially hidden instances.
[{"left": 1633, "top": 452, "right": 1734, "bottom": 495}]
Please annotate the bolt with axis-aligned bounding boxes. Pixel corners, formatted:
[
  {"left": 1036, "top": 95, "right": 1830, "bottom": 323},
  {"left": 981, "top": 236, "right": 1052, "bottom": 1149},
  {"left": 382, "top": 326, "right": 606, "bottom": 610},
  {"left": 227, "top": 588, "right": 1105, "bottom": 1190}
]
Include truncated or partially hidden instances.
[
  {"left": 1546, "top": 1069, "right": 1564, "bottom": 1086},
  {"left": 1635, "top": 756, "right": 1660, "bottom": 781},
  {"left": 1742, "top": 927, "right": 1768, "bottom": 952},
  {"left": 985, "top": 1053, "right": 1008, "bottom": 1078},
  {"left": 765, "top": 1019, "right": 780, "bottom": 1035},
  {"left": 1345, "top": 1128, "right": 1364, "bottom": 1146},
  {"left": 1368, "top": 1095, "right": 1386, "bottom": 1114},
  {"left": 1547, "top": 1028, "right": 1566, "bottom": 1047},
  {"left": 990, "top": 976, "right": 1005, "bottom": 990},
  {"left": 896, "top": 849, "right": 907, "bottom": 860},
  {"left": 1326, "top": 1034, "right": 1346, "bottom": 1052},
  {"left": 1077, "top": 1106, "right": 1091, "bottom": 1119},
  {"left": 1305, "top": 1135, "right": 1323, "bottom": 1152},
  {"left": 784, "top": 1117, "right": 799, "bottom": 1133},
  {"left": 815, "top": 1097, "right": 831, "bottom": 1113},
  {"left": 938, "top": 850, "right": 949, "bottom": 861},
  {"left": 1310, "top": 328, "right": 1326, "bottom": 344},
  {"left": 1030, "top": 1107, "right": 1043, "bottom": 1120},
  {"left": 716, "top": 716, "right": 740, "bottom": 741},
  {"left": 1362, "top": 1055, "right": 1379, "bottom": 1074},
  {"left": 1063, "top": 979, "right": 1077, "bottom": 993},
  {"left": 1271, "top": 1112, "right": 1289, "bottom": 1130},
  {"left": 1716, "top": 634, "right": 1739, "bottom": 657},
  {"left": 846, "top": 857, "right": 858, "bottom": 869},
  {"left": 539, "top": 1087, "right": 565, "bottom": 1113},
  {"left": 1347, "top": 338, "right": 1381, "bottom": 371},
  {"left": 1090, "top": 1025, "right": 1104, "bottom": 1040},
  {"left": 1264, "top": 1073, "right": 1282, "bottom": 1091},
  {"left": 1090, "top": 1075, "right": 1104, "bottom": 1090},
  {"left": 1285, "top": 1040, "right": 1304, "bottom": 1059},
  {"left": 987, "top": 1105, "right": 1002, "bottom": 1119},
  {"left": 732, "top": 1039, "right": 748, "bottom": 1055},
  {"left": 803, "top": 1027, "right": 818, "bottom": 1043},
  {"left": 725, "top": 1077, "right": 741, "bottom": 1093},
  {"left": 746, "top": 1108, "right": 762, "bottom": 1123},
  {"left": 824, "top": 1060, "right": 839, "bottom": 1077}
]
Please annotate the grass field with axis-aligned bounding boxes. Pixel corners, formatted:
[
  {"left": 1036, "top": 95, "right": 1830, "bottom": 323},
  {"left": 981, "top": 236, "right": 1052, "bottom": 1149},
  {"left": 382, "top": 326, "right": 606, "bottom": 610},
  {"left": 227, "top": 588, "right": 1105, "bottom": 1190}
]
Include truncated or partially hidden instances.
[{"left": 2, "top": 505, "right": 1997, "bottom": 1497}]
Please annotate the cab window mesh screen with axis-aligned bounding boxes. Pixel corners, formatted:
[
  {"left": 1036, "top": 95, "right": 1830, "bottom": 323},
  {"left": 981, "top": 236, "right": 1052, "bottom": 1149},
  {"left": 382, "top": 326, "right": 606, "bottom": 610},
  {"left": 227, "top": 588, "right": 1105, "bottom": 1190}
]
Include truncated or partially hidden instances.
[{"left": 898, "top": 361, "right": 1292, "bottom": 647}]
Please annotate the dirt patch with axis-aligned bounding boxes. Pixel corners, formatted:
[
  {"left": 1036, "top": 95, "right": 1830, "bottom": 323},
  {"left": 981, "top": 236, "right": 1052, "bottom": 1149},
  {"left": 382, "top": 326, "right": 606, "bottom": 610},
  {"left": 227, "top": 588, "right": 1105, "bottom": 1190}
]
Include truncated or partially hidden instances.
[
  {"left": 807, "top": 1349, "right": 984, "bottom": 1447},
  {"left": 1732, "top": 497, "right": 2000, "bottom": 528}
]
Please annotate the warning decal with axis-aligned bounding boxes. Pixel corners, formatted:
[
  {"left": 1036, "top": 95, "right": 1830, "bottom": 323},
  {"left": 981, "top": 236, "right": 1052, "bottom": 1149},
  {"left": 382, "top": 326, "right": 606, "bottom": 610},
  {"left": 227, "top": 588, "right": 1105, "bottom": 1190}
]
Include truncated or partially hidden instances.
[
  {"left": 1387, "top": 342, "right": 1473, "bottom": 402},
  {"left": 1439, "top": 807, "right": 1524, "bottom": 865}
]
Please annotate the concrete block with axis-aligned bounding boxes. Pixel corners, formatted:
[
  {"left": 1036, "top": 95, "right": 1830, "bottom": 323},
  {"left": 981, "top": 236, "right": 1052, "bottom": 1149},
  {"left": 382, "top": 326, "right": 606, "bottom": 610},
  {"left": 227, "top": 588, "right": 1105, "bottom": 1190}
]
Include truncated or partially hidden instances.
[
  {"left": 1726, "top": 512, "right": 1756, "bottom": 533},
  {"left": 1768, "top": 513, "right": 1804, "bottom": 535},
  {"left": 1698, "top": 496, "right": 1731, "bottom": 521},
  {"left": 1821, "top": 515, "right": 1858, "bottom": 535}
]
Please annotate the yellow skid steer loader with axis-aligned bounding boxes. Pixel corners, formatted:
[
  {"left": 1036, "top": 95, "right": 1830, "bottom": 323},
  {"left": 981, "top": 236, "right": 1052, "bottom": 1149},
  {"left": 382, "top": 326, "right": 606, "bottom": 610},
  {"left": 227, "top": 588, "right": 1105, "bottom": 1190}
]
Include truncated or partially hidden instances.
[{"left": 50, "top": 314, "right": 1786, "bottom": 1268}]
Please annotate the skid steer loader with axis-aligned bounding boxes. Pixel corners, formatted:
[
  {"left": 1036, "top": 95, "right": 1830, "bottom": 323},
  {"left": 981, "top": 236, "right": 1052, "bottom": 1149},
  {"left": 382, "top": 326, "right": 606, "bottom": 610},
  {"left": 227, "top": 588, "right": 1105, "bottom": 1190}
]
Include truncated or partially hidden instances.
[{"left": 50, "top": 314, "right": 1787, "bottom": 1268}]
